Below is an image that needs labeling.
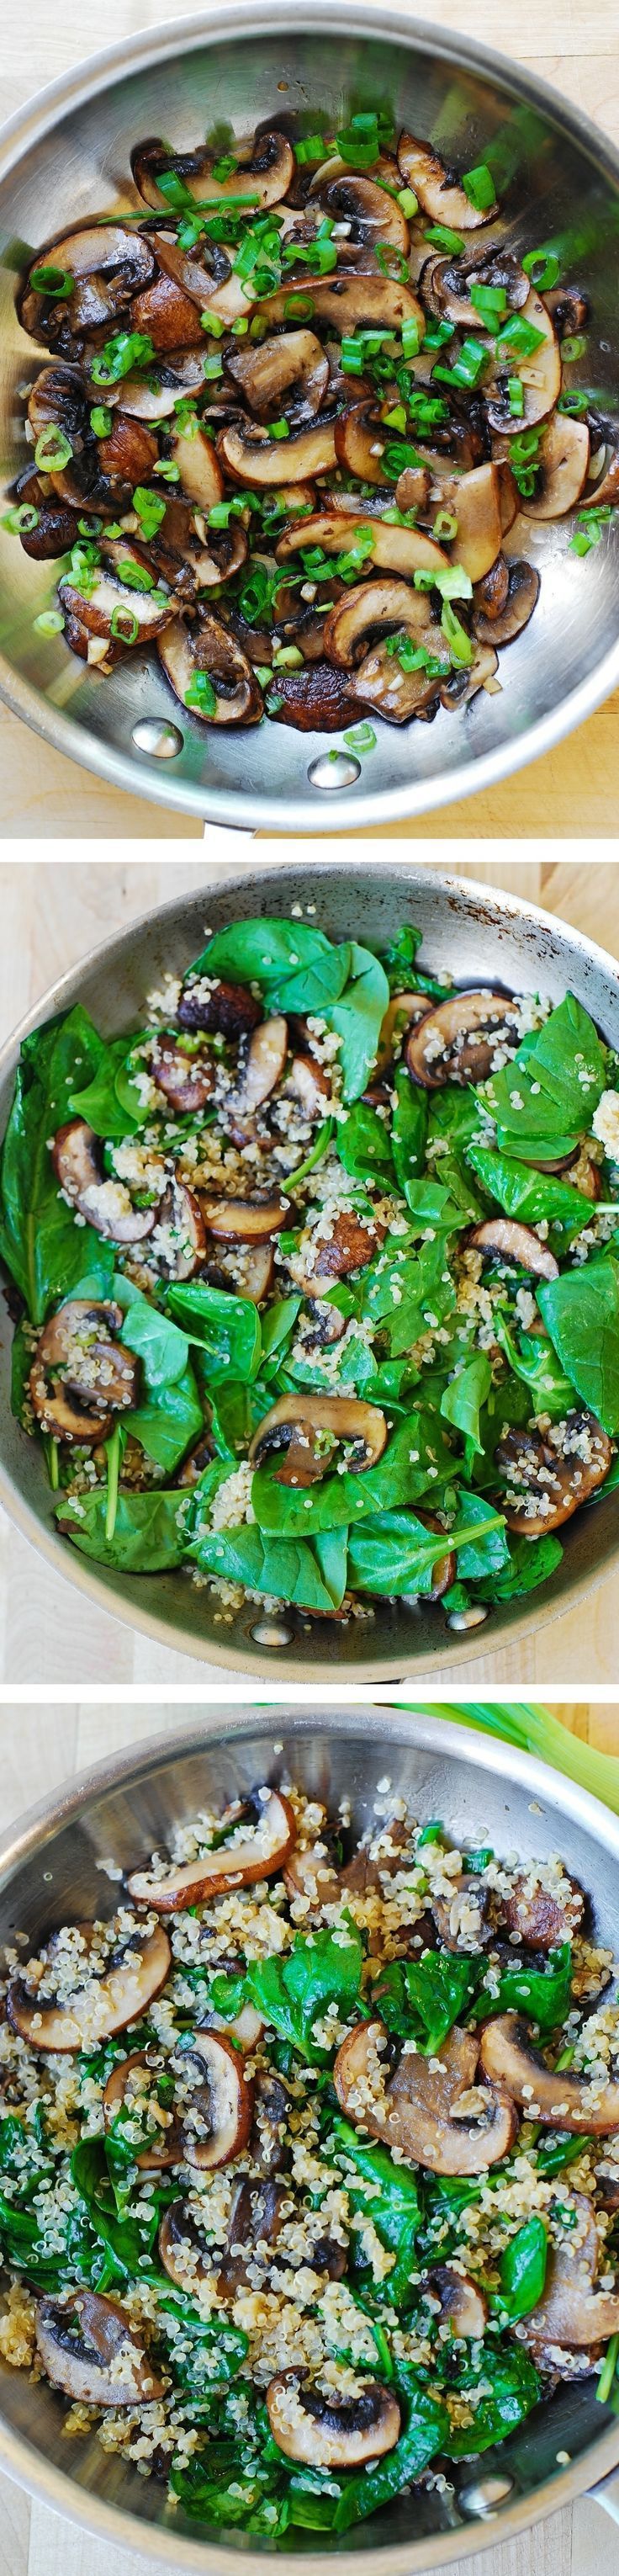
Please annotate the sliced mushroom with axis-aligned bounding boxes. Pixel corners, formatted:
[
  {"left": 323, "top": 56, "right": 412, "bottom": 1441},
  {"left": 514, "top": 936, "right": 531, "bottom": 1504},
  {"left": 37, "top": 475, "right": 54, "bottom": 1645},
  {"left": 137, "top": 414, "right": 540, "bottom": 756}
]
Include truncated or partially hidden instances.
[
  {"left": 444, "top": 463, "right": 504, "bottom": 585},
  {"left": 406, "top": 989, "right": 518, "bottom": 1089},
  {"left": 500, "top": 1870, "right": 585, "bottom": 1952},
  {"left": 479, "top": 2016, "right": 619, "bottom": 2134},
  {"left": 468, "top": 1219, "right": 559, "bottom": 1282},
  {"left": 439, "top": 639, "right": 500, "bottom": 709},
  {"left": 257, "top": 273, "right": 424, "bottom": 343},
  {"left": 324, "top": 576, "right": 431, "bottom": 671},
  {"left": 198, "top": 1192, "right": 287, "bottom": 1241},
  {"left": 149, "top": 1037, "right": 215, "bottom": 1114},
  {"left": 179, "top": 2028, "right": 254, "bottom": 2170},
  {"left": 219, "top": 2175, "right": 288, "bottom": 2294},
  {"left": 421, "top": 249, "right": 527, "bottom": 332},
  {"left": 52, "top": 1119, "right": 160, "bottom": 1242},
  {"left": 144, "top": 493, "right": 247, "bottom": 600},
  {"left": 159, "top": 2197, "right": 210, "bottom": 2288},
  {"left": 580, "top": 433, "right": 619, "bottom": 513},
  {"left": 19, "top": 223, "right": 156, "bottom": 353},
  {"left": 429, "top": 1874, "right": 495, "bottom": 1952},
  {"left": 397, "top": 135, "right": 498, "bottom": 229},
  {"left": 495, "top": 1410, "right": 613, "bottom": 1536},
  {"left": 29, "top": 1297, "right": 140, "bottom": 1444},
  {"left": 249, "top": 1393, "right": 388, "bottom": 1486},
  {"left": 59, "top": 544, "right": 174, "bottom": 648},
  {"left": 474, "top": 559, "right": 540, "bottom": 645},
  {"left": 519, "top": 2196, "right": 619, "bottom": 2362},
  {"left": 474, "top": 553, "right": 510, "bottom": 621},
  {"left": 35, "top": 2292, "right": 163, "bottom": 2405},
  {"left": 315, "top": 173, "right": 410, "bottom": 256},
  {"left": 131, "top": 130, "right": 294, "bottom": 213},
  {"left": 11, "top": 467, "right": 81, "bottom": 560},
  {"left": 227, "top": 1016, "right": 288, "bottom": 1124},
  {"left": 158, "top": 610, "right": 263, "bottom": 726},
  {"left": 7, "top": 1921, "right": 171, "bottom": 2053},
  {"left": 177, "top": 976, "right": 262, "bottom": 1040},
  {"left": 486, "top": 289, "right": 560, "bottom": 433},
  {"left": 425, "top": 2265, "right": 489, "bottom": 2339},
  {"left": 97, "top": 409, "right": 159, "bottom": 491},
  {"left": 165, "top": 421, "right": 225, "bottom": 509},
  {"left": 284, "top": 1845, "right": 341, "bottom": 1911},
  {"left": 523, "top": 412, "right": 590, "bottom": 519},
  {"left": 395, "top": 464, "right": 432, "bottom": 514},
  {"left": 28, "top": 366, "right": 112, "bottom": 512},
  {"left": 284, "top": 1053, "right": 331, "bottom": 1118},
  {"left": 497, "top": 459, "right": 520, "bottom": 535},
  {"left": 226, "top": 330, "right": 330, "bottom": 427},
  {"left": 217, "top": 417, "right": 337, "bottom": 488},
  {"left": 334, "top": 2018, "right": 517, "bottom": 2174},
  {"left": 351, "top": 625, "right": 447, "bottom": 725},
  {"left": 269, "top": 661, "right": 355, "bottom": 731},
  {"left": 267, "top": 2369, "right": 400, "bottom": 2468},
  {"left": 206, "top": 1241, "right": 276, "bottom": 1304},
  {"left": 128, "top": 1787, "right": 296, "bottom": 1908},
  {"left": 276, "top": 508, "right": 449, "bottom": 578},
  {"left": 130, "top": 267, "right": 206, "bottom": 352},
  {"left": 333, "top": 401, "right": 394, "bottom": 486},
  {"left": 298, "top": 1206, "right": 389, "bottom": 1292},
  {"left": 103, "top": 2050, "right": 182, "bottom": 2170},
  {"left": 115, "top": 349, "right": 208, "bottom": 421},
  {"left": 148, "top": 1176, "right": 206, "bottom": 1280}
]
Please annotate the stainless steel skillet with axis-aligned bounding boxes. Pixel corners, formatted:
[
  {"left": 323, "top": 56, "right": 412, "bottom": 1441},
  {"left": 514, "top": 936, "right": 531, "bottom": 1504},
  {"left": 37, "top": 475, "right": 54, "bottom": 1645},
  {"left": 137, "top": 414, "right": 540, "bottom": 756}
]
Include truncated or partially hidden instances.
[
  {"left": 0, "top": 860, "right": 618, "bottom": 1676},
  {"left": 1, "top": 3, "right": 619, "bottom": 829}
]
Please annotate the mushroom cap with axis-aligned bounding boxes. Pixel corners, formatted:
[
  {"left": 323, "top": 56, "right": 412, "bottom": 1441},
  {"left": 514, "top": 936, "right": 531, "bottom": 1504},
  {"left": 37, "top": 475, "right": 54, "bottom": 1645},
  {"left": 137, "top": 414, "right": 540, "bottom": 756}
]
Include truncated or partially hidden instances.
[
  {"left": 479, "top": 2014, "right": 619, "bottom": 2134},
  {"left": 495, "top": 1411, "right": 613, "bottom": 1537},
  {"left": 474, "top": 559, "right": 540, "bottom": 647},
  {"left": 158, "top": 610, "right": 263, "bottom": 727},
  {"left": 406, "top": 989, "right": 516, "bottom": 1089},
  {"left": 150, "top": 1038, "right": 214, "bottom": 1115},
  {"left": 179, "top": 2028, "right": 254, "bottom": 2169},
  {"left": 178, "top": 976, "right": 262, "bottom": 1040},
  {"left": 130, "top": 129, "right": 294, "bottom": 214},
  {"left": 397, "top": 133, "right": 498, "bottom": 229},
  {"left": 276, "top": 508, "right": 449, "bottom": 579},
  {"left": 249, "top": 1393, "right": 388, "bottom": 1485},
  {"left": 426, "top": 2265, "right": 489, "bottom": 2340},
  {"left": 266, "top": 2368, "right": 401, "bottom": 2468},
  {"left": 334, "top": 2017, "right": 517, "bottom": 2174},
  {"left": 52, "top": 1120, "right": 160, "bottom": 1243},
  {"left": 316, "top": 173, "right": 410, "bottom": 255},
  {"left": 227, "top": 1016, "right": 288, "bottom": 1123},
  {"left": 518, "top": 412, "right": 590, "bottom": 520},
  {"left": 500, "top": 1869, "right": 585, "bottom": 1952},
  {"left": 7, "top": 1921, "right": 172, "bottom": 2053},
  {"left": 147, "top": 1176, "right": 206, "bottom": 1280},
  {"left": 198, "top": 1192, "right": 287, "bottom": 1241},
  {"left": 127, "top": 1786, "right": 296, "bottom": 1909},
  {"left": 226, "top": 329, "right": 330, "bottom": 426},
  {"left": 298, "top": 1205, "right": 389, "bottom": 1290},
  {"left": 324, "top": 576, "right": 431, "bottom": 672},
  {"left": 350, "top": 625, "right": 447, "bottom": 725},
  {"left": 19, "top": 222, "right": 155, "bottom": 353},
  {"left": 518, "top": 2195, "right": 619, "bottom": 2357},
  {"left": 255, "top": 273, "right": 424, "bottom": 341},
  {"left": 29, "top": 1298, "right": 139, "bottom": 1445},
  {"left": 217, "top": 417, "right": 338, "bottom": 489},
  {"left": 36, "top": 2291, "right": 163, "bottom": 2406},
  {"left": 103, "top": 2049, "right": 182, "bottom": 2170},
  {"left": 467, "top": 1219, "right": 559, "bottom": 1283},
  {"left": 267, "top": 661, "right": 355, "bottom": 732},
  {"left": 219, "top": 2175, "right": 288, "bottom": 2294}
]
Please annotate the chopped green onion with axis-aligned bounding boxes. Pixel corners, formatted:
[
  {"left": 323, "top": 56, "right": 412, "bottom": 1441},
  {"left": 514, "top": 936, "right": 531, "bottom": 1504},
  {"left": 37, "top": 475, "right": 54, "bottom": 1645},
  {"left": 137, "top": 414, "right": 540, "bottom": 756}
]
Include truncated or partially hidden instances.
[
  {"left": 401, "top": 316, "right": 421, "bottom": 359},
  {"left": 230, "top": 316, "right": 250, "bottom": 336},
  {"left": 422, "top": 319, "right": 455, "bottom": 350},
  {"left": 341, "top": 337, "right": 365, "bottom": 375},
  {"left": 425, "top": 224, "right": 465, "bottom": 255},
  {"left": 414, "top": 564, "right": 472, "bottom": 602},
  {"left": 90, "top": 330, "right": 156, "bottom": 384},
  {"left": 283, "top": 292, "right": 315, "bottom": 322},
  {"left": 2, "top": 502, "right": 40, "bottom": 534},
  {"left": 383, "top": 438, "right": 429, "bottom": 476},
  {"left": 342, "top": 720, "right": 376, "bottom": 752},
  {"left": 267, "top": 418, "right": 290, "bottom": 441},
  {"left": 558, "top": 389, "right": 591, "bottom": 416},
  {"left": 469, "top": 280, "right": 507, "bottom": 321},
  {"left": 441, "top": 598, "right": 474, "bottom": 665},
  {"left": 386, "top": 631, "right": 448, "bottom": 677},
  {"left": 152, "top": 459, "right": 181, "bottom": 481},
  {"left": 110, "top": 603, "right": 139, "bottom": 641},
  {"left": 203, "top": 354, "right": 224, "bottom": 379},
  {"left": 185, "top": 670, "right": 219, "bottom": 714},
  {"left": 33, "top": 606, "right": 65, "bottom": 635},
  {"left": 255, "top": 663, "right": 273, "bottom": 687},
  {"left": 433, "top": 507, "right": 458, "bottom": 540},
  {"left": 34, "top": 427, "right": 73, "bottom": 473},
  {"left": 29, "top": 263, "right": 73, "bottom": 298},
  {"left": 561, "top": 333, "right": 587, "bottom": 364},
  {"left": 397, "top": 187, "right": 418, "bottom": 216},
  {"left": 200, "top": 311, "right": 225, "bottom": 337},
  {"left": 77, "top": 515, "right": 102, "bottom": 537},
  {"left": 569, "top": 507, "right": 613, "bottom": 555},
  {"left": 212, "top": 154, "right": 237, "bottom": 180},
  {"left": 382, "top": 404, "right": 407, "bottom": 432},
  {"left": 294, "top": 135, "right": 327, "bottom": 164},
  {"left": 596, "top": 2334, "right": 619, "bottom": 2407},
  {"left": 114, "top": 557, "right": 156, "bottom": 591},
  {"left": 462, "top": 163, "right": 496, "bottom": 211},
  {"left": 272, "top": 644, "right": 304, "bottom": 669},
  {"left": 90, "top": 405, "right": 113, "bottom": 437},
  {"left": 434, "top": 334, "right": 490, "bottom": 389},
  {"left": 209, "top": 492, "right": 257, "bottom": 528},
  {"left": 172, "top": 401, "right": 199, "bottom": 435},
  {"left": 507, "top": 374, "right": 525, "bottom": 417},
  {"left": 336, "top": 114, "right": 381, "bottom": 170},
  {"left": 522, "top": 247, "right": 560, "bottom": 291},
  {"left": 265, "top": 688, "right": 284, "bottom": 712},
  {"left": 133, "top": 486, "right": 167, "bottom": 539},
  {"left": 495, "top": 312, "right": 546, "bottom": 358}
]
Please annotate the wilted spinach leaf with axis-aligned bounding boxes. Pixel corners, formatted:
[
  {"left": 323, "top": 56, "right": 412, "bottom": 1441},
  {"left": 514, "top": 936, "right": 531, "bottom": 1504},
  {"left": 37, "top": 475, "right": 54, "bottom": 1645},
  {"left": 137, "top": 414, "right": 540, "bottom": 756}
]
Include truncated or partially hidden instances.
[
  {"left": 485, "top": 996, "right": 606, "bottom": 1156},
  {"left": 538, "top": 1251, "right": 619, "bottom": 1435},
  {"left": 0, "top": 1008, "right": 115, "bottom": 1323},
  {"left": 188, "top": 1519, "right": 348, "bottom": 1612},
  {"left": 441, "top": 2342, "right": 540, "bottom": 2456},
  {"left": 467, "top": 1145, "right": 593, "bottom": 1244},
  {"left": 471, "top": 1941, "right": 572, "bottom": 2032},
  {"left": 496, "top": 2216, "right": 548, "bottom": 2320},
  {"left": 57, "top": 1487, "right": 191, "bottom": 1570},
  {"left": 373, "top": 1952, "right": 479, "bottom": 2054},
  {"left": 238, "top": 1918, "right": 362, "bottom": 2063},
  {"left": 167, "top": 1280, "right": 262, "bottom": 1384},
  {"left": 333, "top": 2386, "right": 448, "bottom": 2531},
  {"left": 336, "top": 1102, "right": 394, "bottom": 1184}
]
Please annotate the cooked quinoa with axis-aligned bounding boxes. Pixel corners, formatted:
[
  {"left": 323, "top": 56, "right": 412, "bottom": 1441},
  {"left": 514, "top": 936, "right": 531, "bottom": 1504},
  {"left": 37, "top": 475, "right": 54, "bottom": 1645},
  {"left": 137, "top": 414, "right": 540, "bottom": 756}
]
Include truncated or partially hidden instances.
[{"left": 3, "top": 1779, "right": 619, "bottom": 2538}]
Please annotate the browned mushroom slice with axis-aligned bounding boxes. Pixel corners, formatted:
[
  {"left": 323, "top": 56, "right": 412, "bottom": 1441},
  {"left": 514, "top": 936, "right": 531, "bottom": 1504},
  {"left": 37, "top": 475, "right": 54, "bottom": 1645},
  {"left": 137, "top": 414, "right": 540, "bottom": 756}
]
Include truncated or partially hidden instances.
[
  {"left": 132, "top": 130, "right": 294, "bottom": 212},
  {"left": 406, "top": 989, "right": 517, "bottom": 1089},
  {"left": 178, "top": 977, "right": 262, "bottom": 1040},
  {"left": 159, "top": 2199, "right": 209, "bottom": 2288},
  {"left": 103, "top": 2050, "right": 182, "bottom": 2170},
  {"left": 116, "top": 349, "right": 207, "bottom": 421},
  {"left": 149, "top": 1177, "right": 206, "bottom": 1280},
  {"left": 425, "top": 2266, "right": 489, "bottom": 2339},
  {"left": 150, "top": 1037, "right": 215, "bottom": 1114},
  {"left": 226, "top": 330, "right": 330, "bottom": 427},
  {"left": 519, "top": 2196, "right": 619, "bottom": 2361},
  {"left": 158, "top": 611, "right": 263, "bottom": 726},
  {"left": 580, "top": 433, "right": 619, "bottom": 513},
  {"left": 219, "top": 2175, "right": 288, "bottom": 2294},
  {"left": 445, "top": 463, "right": 504, "bottom": 584},
  {"left": 284, "top": 1054, "right": 331, "bottom": 1118},
  {"left": 267, "top": 2370, "right": 400, "bottom": 2469},
  {"left": 351, "top": 627, "right": 447, "bottom": 725},
  {"left": 131, "top": 268, "right": 207, "bottom": 352},
  {"left": 28, "top": 366, "right": 111, "bottom": 512},
  {"left": 277, "top": 507, "right": 449, "bottom": 579},
  {"left": 474, "top": 554, "right": 510, "bottom": 621},
  {"left": 429, "top": 1873, "right": 495, "bottom": 1952},
  {"left": 395, "top": 464, "right": 432, "bottom": 514},
  {"left": 495, "top": 1410, "right": 612, "bottom": 1537},
  {"left": 217, "top": 417, "right": 337, "bottom": 488},
  {"left": 147, "top": 230, "right": 250, "bottom": 330},
  {"left": 227, "top": 1017, "right": 288, "bottom": 1125},
  {"left": 257, "top": 274, "right": 424, "bottom": 341},
  {"left": 29, "top": 1297, "right": 139, "bottom": 1444},
  {"left": 312, "top": 171, "right": 410, "bottom": 258},
  {"left": 11, "top": 467, "right": 81, "bottom": 560},
  {"left": 468, "top": 1219, "right": 558, "bottom": 1282},
  {"left": 421, "top": 249, "right": 528, "bottom": 332},
  {"left": 59, "top": 544, "right": 174, "bottom": 648},
  {"left": 500, "top": 1870, "right": 585, "bottom": 1951},
  {"left": 439, "top": 640, "right": 500, "bottom": 711},
  {"left": 164, "top": 421, "right": 224, "bottom": 510},
  {"left": 140, "top": 494, "right": 240, "bottom": 603},
  {"left": 474, "top": 559, "right": 540, "bottom": 646},
  {"left": 523, "top": 412, "right": 590, "bottom": 519},
  {"left": 479, "top": 2016, "right": 619, "bottom": 2134},
  {"left": 324, "top": 576, "right": 431, "bottom": 671},
  {"left": 249, "top": 1393, "right": 388, "bottom": 1487},
  {"left": 299, "top": 1206, "right": 389, "bottom": 1291},
  {"left": 334, "top": 401, "right": 393, "bottom": 486},
  {"left": 487, "top": 289, "right": 560, "bottom": 433},
  {"left": 269, "top": 661, "right": 355, "bottom": 731},
  {"left": 178, "top": 2028, "right": 254, "bottom": 2170},
  {"left": 199, "top": 1192, "right": 287, "bottom": 1242},
  {"left": 8, "top": 1921, "right": 171, "bottom": 2053},
  {"left": 97, "top": 409, "right": 159, "bottom": 491},
  {"left": 36, "top": 2292, "right": 163, "bottom": 2405},
  {"left": 334, "top": 2018, "right": 517, "bottom": 2174},
  {"left": 128, "top": 1787, "right": 296, "bottom": 1909},
  {"left": 397, "top": 134, "right": 498, "bottom": 228},
  {"left": 497, "top": 460, "right": 520, "bottom": 536},
  {"left": 284, "top": 1845, "right": 341, "bottom": 1910},
  {"left": 19, "top": 224, "right": 156, "bottom": 352},
  {"left": 51, "top": 1119, "right": 160, "bottom": 1242}
]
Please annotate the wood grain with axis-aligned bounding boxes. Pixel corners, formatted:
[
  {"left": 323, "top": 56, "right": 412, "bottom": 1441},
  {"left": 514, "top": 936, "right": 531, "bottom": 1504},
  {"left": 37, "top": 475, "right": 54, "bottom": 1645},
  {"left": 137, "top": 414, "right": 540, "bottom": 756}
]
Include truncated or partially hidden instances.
[{"left": 1, "top": 0, "right": 618, "bottom": 839}]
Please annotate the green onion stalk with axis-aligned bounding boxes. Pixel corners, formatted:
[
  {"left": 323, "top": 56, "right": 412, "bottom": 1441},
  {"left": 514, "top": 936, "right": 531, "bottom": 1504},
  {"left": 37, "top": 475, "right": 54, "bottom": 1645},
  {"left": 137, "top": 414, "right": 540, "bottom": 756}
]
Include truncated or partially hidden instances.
[{"left": 403, "top": 1701, "right": 619, "bottom": 1818}]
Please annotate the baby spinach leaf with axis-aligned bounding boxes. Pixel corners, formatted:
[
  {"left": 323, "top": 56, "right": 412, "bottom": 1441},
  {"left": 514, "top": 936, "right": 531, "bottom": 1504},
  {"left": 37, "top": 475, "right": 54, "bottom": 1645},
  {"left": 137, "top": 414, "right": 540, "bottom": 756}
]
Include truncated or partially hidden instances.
[
  {"left": 377, "top": 922, "right": 422, "bottom": 989},
  {"left": 188, "top": 918, "right": 351, "bottom": 1013},
  {"left": 336, "top": 1101, "right": 394, "bottom": 1183},
  {"left": 495, "top": 1317, "right": 574, "bottom": 1421},
  {"left": 245, "top": 1918, "right": 362, "bottom": 2063},
  {"left": 472, "top": 1941, "right": 572, "bottom": 2032},
  {"left": 252, "top": 1414, "right": 451, "bottom": 1540},
  {"left": 331, "top": 2119, "right": 421, "bottom": 2303},
  {"left": 71, "top": 2138, "right": 156, "bottom": 2281},
  {"left": 391, "top": 1066, "right": 428, "bottom": 1200},
  {"left": 188, "top": 1520, "right": 347, "bottom": 1610},
  {"left": 496, "top": 2216, "right": 548, "bottom": 2320},
  {"left": 534, "top": 2133, "right": 591, "bottom": 2176},
  {"left": 454, "top": 1491, "right": 510, "bottom": 1579},
  {"left": 330, "top": 943, "right": 389, "bottom": 1102},
  {"left": 334, "top": 2387, "right": 448, "bottom": 2530},
  {"left": 167, "top": 1280, "right": 262, "bottom": 1384},
  {"left": 374, "top": 1952, "right": 480, "bottom": 2054},
  {"left": 397, "top": 1177, "right": 468, "bottom": 1232},
  {"left": 485, "top": 996, "right": 606, "bottom": 1155},
  {"left": 129, "top": 1366, "right": 204, "bottom": 1473},
  {"left": 474, "top": 1530, "right": 563, "bottom": 1601},
  {"left": 538, "top": 1251, "right": 619, "bottom": 1435},
  {"left": 360, "top": 1232, "right": 456, "bottom": 1357},
  {"left": 57, "top": 1487, "right": 191, "bottom": 1570},
  {"left": 442, "top": 2343, "right": 540, "bottom": 2456},
  {"left": 69, "top": 1036, "right": 141, "bottom": 1140},
  {"left": 120, "top": 1297, "right": 190, "bottom": 1386},
  {"left": 0, "top": 1007, "right": 114, "bottom": 1323},
  {"left": 441, "top": 1352, "right": 492, "bottom": 1458},
  {"left": 260, "top": 1295, "right": 301, "bottom": 1367},
  {"left": 467, "top": 1145, "right": 593, "bottom": 1243},
  {"left": 347, "top": 1500, "right": 505, "bottom": 1596},
  {"left": 427, "top": 1086, "right": 484, "bottom": 1155}
]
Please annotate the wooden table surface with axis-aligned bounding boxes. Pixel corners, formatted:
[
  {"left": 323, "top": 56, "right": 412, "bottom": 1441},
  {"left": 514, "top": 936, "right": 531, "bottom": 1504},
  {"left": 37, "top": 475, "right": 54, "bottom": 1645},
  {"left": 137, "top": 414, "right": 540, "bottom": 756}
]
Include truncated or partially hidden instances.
[
  {"left": 0, "top": 1692, "right": 617, "bottom": 2576},
  {"left": 1, "top": 0, "right": 618, "bottom": 840},
  {"left": 1, "top": 850, "right": 619, "bottom": 1687}
]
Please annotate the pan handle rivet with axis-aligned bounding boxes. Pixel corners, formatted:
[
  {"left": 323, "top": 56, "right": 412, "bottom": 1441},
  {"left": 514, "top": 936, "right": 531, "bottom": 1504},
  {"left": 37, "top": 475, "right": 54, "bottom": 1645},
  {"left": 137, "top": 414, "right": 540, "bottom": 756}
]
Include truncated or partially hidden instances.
[
  {"left": 307, "top": 752, "right": 361, "bottom": 789},
  {"left": 459, "top": 2474, "right": 514, "bottom": 2515},
  {"left": 250, "top": 1620, "right": 294, "bottom": 1648},
  {"left": 132, "top": 717, "right": 183, "bottom": 759}
]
